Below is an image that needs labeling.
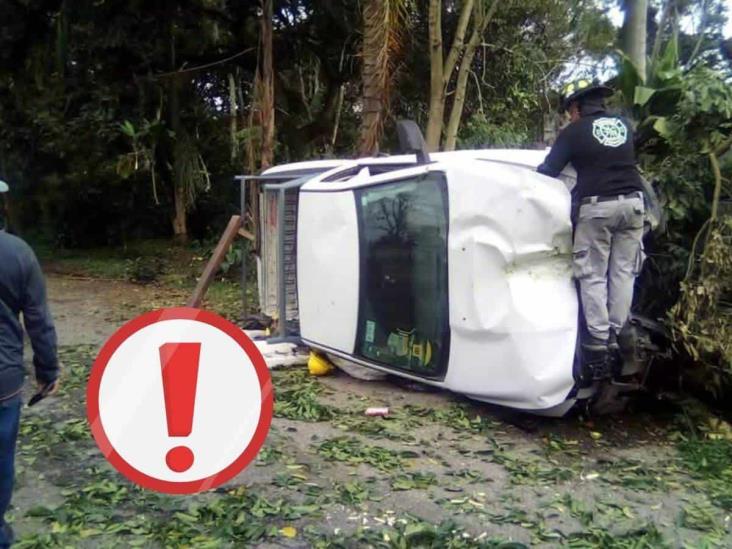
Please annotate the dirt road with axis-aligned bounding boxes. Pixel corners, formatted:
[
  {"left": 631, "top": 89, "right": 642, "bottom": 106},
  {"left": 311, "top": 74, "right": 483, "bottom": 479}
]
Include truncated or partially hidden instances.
[{"left": 9, "top": 274, "right": 731, "bottom": 547}]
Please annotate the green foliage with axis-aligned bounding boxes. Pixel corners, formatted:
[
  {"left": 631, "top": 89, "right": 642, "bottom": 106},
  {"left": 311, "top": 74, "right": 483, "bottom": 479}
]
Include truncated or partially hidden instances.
[
  {"left": 677, "top": 437, "right": 732, "bottom": 510},
  {"left": 0, "top": 1, "right": 250, "bottom": 245},
  {"left": 562, "top": 524, "right": 667, "bottom": 548},
  {"left": 391, "top": 471, "right": 438, "bottom": 491},
  {"left": 616, "top": 33, "right": 732, "bottom": 398},
  {"left": 308, "top": 517, "right": 526, "bottom": 548},
  {"left": 219, "top": 246, "right": 241, "bottom": 275},
  {"left": 671, "top": 220, "right": 732, "bottom": 388},
  {"left": 402, "top": 403, "right": 495, "bottom": 434},
  {"left": 490, "top": 446, "right": 574, "bottom": 486},
  {"left": 457, "top": 113, "right": 530, "bottom": 148},
  {"left": 316, "top": 436, "right": 407, "bottom": 471},
  {"left": 12, "top": 343, "right": 731, "bottom": 548},
  {"left": 0, "top": 0, "right": 620, "bottom": 245},
  {"left": 274, "top": 371, "right": 336, "bottom": 422},
  {"left": 334, "top": 480, "right": 374, "bottom": 505},
  {"left": 125, "top": 256, "right": 165, "bottom": 284}
]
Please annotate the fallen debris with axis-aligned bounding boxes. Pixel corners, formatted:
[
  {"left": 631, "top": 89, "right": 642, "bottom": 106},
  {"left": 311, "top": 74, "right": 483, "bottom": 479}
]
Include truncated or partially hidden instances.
[{"left": 365, "top": 407, "right": 389, "bottom": 417}]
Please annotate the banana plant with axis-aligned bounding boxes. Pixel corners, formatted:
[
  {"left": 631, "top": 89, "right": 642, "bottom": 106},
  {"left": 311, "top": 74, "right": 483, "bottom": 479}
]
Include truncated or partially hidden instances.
[{"left": 615, "top": 32, "right": 684, "bottom": 147}]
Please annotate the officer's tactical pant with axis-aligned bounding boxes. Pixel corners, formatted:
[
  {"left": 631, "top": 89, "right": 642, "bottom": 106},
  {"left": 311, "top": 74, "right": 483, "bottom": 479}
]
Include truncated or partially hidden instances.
[{"left": 572, "top": 194, "right": 645, "bottom": 343}]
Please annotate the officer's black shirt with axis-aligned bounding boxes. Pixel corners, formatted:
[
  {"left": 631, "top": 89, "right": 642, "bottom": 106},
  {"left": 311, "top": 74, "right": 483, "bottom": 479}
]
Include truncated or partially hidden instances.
[{"left": 537, "top": 104, "right": 643, "bottom": 202}]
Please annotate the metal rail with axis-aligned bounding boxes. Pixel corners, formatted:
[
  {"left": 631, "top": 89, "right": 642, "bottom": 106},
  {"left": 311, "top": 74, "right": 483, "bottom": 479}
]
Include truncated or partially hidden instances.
[{"left": 235, "top": 173, "right": 314, "bottom": 344}]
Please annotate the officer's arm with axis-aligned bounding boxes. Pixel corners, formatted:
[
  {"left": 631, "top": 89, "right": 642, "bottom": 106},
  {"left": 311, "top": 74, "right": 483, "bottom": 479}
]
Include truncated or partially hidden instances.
[
  {"left": 537, "top": 129, "right": 572, "bottom": 177},
  {"left": 21, "top": 248, "right": 59, "bottom": 386}
]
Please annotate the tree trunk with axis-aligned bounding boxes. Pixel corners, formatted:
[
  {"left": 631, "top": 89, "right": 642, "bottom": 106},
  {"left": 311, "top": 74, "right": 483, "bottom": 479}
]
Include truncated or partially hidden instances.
[
  {"left": 688, "top": 0, "right": 708, "bottom": 63},
  {"left": 621, "top": 0, "right": 648, "bottom": 82},
  {"left": 443, "top": 0, "right": 498, "bottom": 151},
  {"left": 259, "top": 0, "right": 275, "bottom": 170},
  {"left": 228, "top": 72, "right": 238, "bottom": 162},
  {"left": 244, "top": 0, "right": 275, "bottom": 254},
  {"left": 425, "top": 0, "right": 475, "bottom": 151},
  {"left": 425, "top": 0, "right": 445, "bottom": 151},
  {"left": 649, "top": 0, "right": 672, "bottom": 67},
  {"left": 331, "top": 84, "right": 345, "bottom": 150},
  {"left": 172, "top": 183, "right": 187, "bottom": 241},
  {"left": 168, "top": 24, "right": 187, "bottom": 243},
  {"left": 359, "top": 0, "right": 383, "bottom": 156},
  {"left": 443, "top": 37, "right": 478, "bottom": 151},
  {"left": 245, "top": 76, "right": 258, "bottom": 175},
  {"left": 358, "top": 0, "right": 410, "bottom": 156}
]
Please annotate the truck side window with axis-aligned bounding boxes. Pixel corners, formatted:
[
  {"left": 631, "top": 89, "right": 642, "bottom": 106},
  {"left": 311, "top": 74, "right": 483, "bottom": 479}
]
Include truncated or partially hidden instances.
[{"left": 355, "top": 173, "right": 450, "bottom": 378}]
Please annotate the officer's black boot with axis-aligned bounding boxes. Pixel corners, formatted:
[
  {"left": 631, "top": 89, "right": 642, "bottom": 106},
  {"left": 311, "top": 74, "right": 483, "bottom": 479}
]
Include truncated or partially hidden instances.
[
  {"left": 608, "top": 330, "right": 620, "bottom": 354},
  {"left": 582, "top": 340, "right": 610, "bottom": 381},
  {"left": 607, "top": 330, "right": 622, "bottom": 378}
]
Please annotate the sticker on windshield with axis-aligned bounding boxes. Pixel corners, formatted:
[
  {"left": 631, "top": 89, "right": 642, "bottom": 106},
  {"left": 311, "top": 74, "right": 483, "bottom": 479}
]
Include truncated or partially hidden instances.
[
  {"left": 365, "top": 320, "right": 375, "bottom": 343},
  {"left": 592, "top": 118, "right": 628, "bottom": 148}
]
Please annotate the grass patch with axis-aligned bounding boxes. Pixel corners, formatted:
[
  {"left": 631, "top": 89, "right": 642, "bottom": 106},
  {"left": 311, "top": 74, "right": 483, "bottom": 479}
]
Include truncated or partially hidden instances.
[
  {"left": 37, "top": 239, "right": 252, "bottom": 318},
  {"left": 37, "top": 239, "right": 176, "bottom": 280},
  {"left": 202, "top": 280, "right": 246, "bottom": 319}
]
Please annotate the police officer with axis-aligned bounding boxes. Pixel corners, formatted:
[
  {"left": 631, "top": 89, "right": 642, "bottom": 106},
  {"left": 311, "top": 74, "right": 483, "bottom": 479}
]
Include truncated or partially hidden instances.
[{"left": 537, "top": 79, "right": 645, "bottom": 378}]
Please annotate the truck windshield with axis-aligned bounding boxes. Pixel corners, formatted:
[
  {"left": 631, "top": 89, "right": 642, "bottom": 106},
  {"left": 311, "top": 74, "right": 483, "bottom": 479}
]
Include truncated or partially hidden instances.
[{"left": 355, "top": 172, "right": 450, "bottom": 378}]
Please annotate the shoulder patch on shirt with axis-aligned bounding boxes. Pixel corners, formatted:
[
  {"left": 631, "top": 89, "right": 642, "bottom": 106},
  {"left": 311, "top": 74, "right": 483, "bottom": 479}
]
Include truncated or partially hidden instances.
[{"left": 592, "top": 118, "right": 628, "bottom": 147}]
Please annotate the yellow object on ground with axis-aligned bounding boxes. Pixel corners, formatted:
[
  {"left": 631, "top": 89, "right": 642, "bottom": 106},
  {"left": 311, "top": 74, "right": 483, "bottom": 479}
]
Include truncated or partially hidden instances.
[
  {"left": 308, "top": 351, "right": 333, "bottom": 376},
  {"left": 280, "top": 526, "right": 297, "bottom": 538}
]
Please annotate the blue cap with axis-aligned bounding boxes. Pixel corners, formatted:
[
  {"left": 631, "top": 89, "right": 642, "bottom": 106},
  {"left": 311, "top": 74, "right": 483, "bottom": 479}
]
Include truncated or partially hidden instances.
[{"left": 0, "top": 180, "right": 8, "bottom": 193}]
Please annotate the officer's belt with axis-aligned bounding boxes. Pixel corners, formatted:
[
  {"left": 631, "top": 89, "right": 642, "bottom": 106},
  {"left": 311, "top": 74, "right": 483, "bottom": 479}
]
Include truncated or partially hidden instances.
[{"left": 580, "top": 191, "right": 643, "bottom": 206}]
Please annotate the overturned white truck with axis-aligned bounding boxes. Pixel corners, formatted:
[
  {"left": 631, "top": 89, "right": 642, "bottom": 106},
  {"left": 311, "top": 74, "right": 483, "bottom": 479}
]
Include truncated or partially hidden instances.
[{"left": 239, "top": 123, "right": 665, "bottom": 416}]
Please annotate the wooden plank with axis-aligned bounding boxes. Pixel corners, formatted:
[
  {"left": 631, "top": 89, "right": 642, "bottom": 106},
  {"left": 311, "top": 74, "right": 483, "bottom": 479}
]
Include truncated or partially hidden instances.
[
  {"left": 237, "top": 227, "right": 255, "bottom": 241},
  {"left": 187, "top": 215, "right": 242, "bottom": 308}
]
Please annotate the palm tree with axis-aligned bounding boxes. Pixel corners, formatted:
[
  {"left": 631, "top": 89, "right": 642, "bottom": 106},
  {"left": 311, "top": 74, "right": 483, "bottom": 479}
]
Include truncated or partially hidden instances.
[{"left": 359, "top": 0, "right": 411, "bottom": 156}]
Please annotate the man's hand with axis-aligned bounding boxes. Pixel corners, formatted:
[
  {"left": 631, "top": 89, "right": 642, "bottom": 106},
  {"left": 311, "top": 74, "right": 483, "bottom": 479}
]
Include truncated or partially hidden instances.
[
  {"left": 37, "top": 379, "right": 59, "bottom": 395},
  {"left": 28, "top": 377, "right": 60, "bottom": 407},
  {"left": 36, "top": 363, "right": 61, "bottom": 395}
]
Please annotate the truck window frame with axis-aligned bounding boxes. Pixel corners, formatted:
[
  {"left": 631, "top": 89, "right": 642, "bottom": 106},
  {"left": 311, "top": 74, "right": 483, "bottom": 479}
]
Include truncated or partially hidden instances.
[{"left": 353, "top": 171, "right": 451, "bottom": 380}]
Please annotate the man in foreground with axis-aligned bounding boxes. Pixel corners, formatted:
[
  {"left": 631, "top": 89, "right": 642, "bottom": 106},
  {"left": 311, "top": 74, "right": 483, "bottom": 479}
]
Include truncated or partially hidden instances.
[
  {"left": 0, "top": 181, "right": 60, "bottom": 546},
  {"left": 537, "top": 80, "right": 645, "bottom": 378}
]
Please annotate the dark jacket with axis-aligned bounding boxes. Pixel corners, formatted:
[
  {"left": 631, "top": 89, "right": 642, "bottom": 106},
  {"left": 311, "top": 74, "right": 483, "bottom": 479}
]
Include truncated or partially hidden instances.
[
  {"left": 0, "top": 231, "right": 58, "bottom": 400},
  {"left": 537, "top": 101, "right": 643, "bottom": 202}
]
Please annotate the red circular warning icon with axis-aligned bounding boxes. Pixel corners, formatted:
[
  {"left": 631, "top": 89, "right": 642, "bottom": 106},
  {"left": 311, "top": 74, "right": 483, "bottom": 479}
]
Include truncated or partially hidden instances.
[{"left": 86, "top": 307, "right": 273, "bottom": 494}]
